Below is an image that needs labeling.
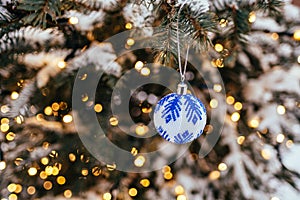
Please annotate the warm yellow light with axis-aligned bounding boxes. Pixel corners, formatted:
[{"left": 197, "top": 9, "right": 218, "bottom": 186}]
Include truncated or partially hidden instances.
[
  {"left": 226, "top": 96, "right": 235, "bottom": 105},
  {"left": 63, "top": 114, "right": 73, "bottom": 123},
  {"left": 81, "top": 94, "right": 89, "bottom": 102},
  {"left": 276, "top": 134, "right": 285, "bottom": 143},
  {"left": 0, "top": 161, "right": 6, "bottom": 170},
  {"left": 69, "top": 153, "right": 76, "bottom": 162},
  {"left": 141, "top": 67, "right": 151, "bottom": 76},
  {"left": 219, "top": 18, "right": 228, "bottom": 27},
  {"left": 213, "top": 84, "right": 222, "bottom": 92},
  {"left": 162, "top": 165, "right": 171, "bottom": 173},
  {"left": 215, "top": 58, "right": 224, "bottom": 68},
  {"left": 271, "top": 33, "right": 279, "bottom": 40},
  {"left": 45, "top": 166, "right": 53, "bottom": 175},
  {"left": 15, "top": 115, "right": 24, "bottom": 124},
  {"left": 43, "top": 181, "right": 52, "bottom": 190},
  {"left": 6, "top": 132, "right": 15, "bottom": 141},
  {"left": 210, "top": 99, "right": 218, "bottom": 109},
  {"left": 57, "top": 176, "right": 66, "bottom": 185},
  {"left": 209, "top": 170, "right": 220, "bottom": 180},
  {"left": 41, "top": 157, "right": 49, "bottom": 165},
  {"left": 135, "top": 125, "right": 149, "bottom": 136},
  {"left": 44, "top": 106, "right": 53, "bottom": 115},
  {"left": 237, "top": 136, "right": 245, "bottom": 145},
  {"left": 231, "top": 112, "right": 240, "bottom": 122},
  {"left": 125, "top": 22, "right": 133, "bottom": 29},
  {"left": 52, "top": 166, "right": 59, "bottom": 176},
  {"left": 57, "top": 61, "right": 67, "bottom": 69},
  {"left": 36, "top": 113, "right": 44, "bottom": 121},
  {"left": 11, "top": 91, "right": 19, "bottom": 100},
  {"left": 261, "top": 149, "right": 271, "bottom": 160},
  {"left": 40, "top": 171, "right": 48, "bottom": 179},
  {"left": 248, "top": 12, "right": 256, "bottom": 23},
  {"left": 14, "top": 184, "right": 22, "bottom": 194},
  {"left": 52, "top": 102, "right": 60, "bottom": 111},
  {"left": 92, "top": 166, "right": 101, "bottom": 176},
  {"left": 27, "top": 186, "right": 36, "bottom": 195},
  {"left": 175, "top": 185, "right": 185, "bottom": 195},
  {"left": 106, "top": 163, "right": 116, "bottom": 171},
  {"left": 28, "top": 167, "right": 38, "bottom": 176},
  {"left": 1, "top": 118, "right": 9, "bottom": 124},
  {"left": 64, "top": 190, "right": 72, "bottom": 198},
  {"left": 286, "top": 140, "right": 294, "bottom": 148},
  {"left": 140, "top": 179, "right": 150, "bottom": 187},
  {"left": 94, "top": 104, "right": 103, "bottom": 113},
  {"left": 134, "top": 155, "right": 146, "bottom": 167},
  {"left": 214, "top": 43, "right": 224, "bottom": 52},
  {"left": 164, "top": 172, "right": 173, "bottom": 180},
  {"left": 177, "top": 195, "right": 187, "bottom": 200},
  {"left": 103, "top": 192, "right": 112, "bottom": 200},
  {"left": 59, "top": 102, "right": 68, "bottom": 110},
  {"left": 81, "top": 168, "right": 89, "bottom": 176},
  {"left": 234, "top": 102, "right": 243, "bottom": 110},
  {"left": 135, "top": 61, "right": 144, "bottom": 71},
  {"left": 248, "top": 118, "right": 260, "bottom": 128},
  {"left": 109, "top": 116, "right": 119, "bottom": 126},
  {"left": 69, "top": 16, "right": 79, "bottom": 25},
  {"left": 142, "top": 107, "right": 152, "bottom": 113},
  {"left": 218, "top": 163, "right": 228, "bottom": 171},
  {"left": 129, "top": 188, "right": 138, "bottom": 197},
  {"left": 277, "top": 105, "right": 286, "bottom": 115},
  {"left": 131, "top": 147, "right": 138, "bottom": 156},
  {"left": 8, "top": 194, "right": 17, "bottom": 200},
  {"left": 7, "top": 183, "right": 17, "bottom": 192},
  {"left": 1, "top": 105, "right": 10, "bottom": 113},
  {"left": 293, "top": 30, "right": 300, "bottom": 41},
  {"left": 298, "top": 55, "right": 300, "bottom": 64},
  {"left": 1, "top": 124, "right": 9, "bottom": 132},
  {"left": 127, "top": 38, "right": 135, "bottom": 46}
]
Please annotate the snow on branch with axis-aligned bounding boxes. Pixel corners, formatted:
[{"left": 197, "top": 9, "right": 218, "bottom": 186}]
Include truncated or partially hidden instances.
[
  {"left": 74, "top": 0, "right": 122, "bottom": 11},
  {"left": 67, "top": 42, "right": 121, "bottom": 77},
  {"left": 177, "top": 0, "right": 210, "bottom": 17},
  {"left": 244, "top": 66, "right": 300, "bottom": 104},
  {"left": 0, "top": 6, "right": 12, "bottom": 22},
  {"left": 123, "top": 3, "right": 155, "bottom": 36},
  {"left": 0, "top": 26, "right": 65, "bottom": 54},
  {"left": 65, "top": 10, "right": 105, "bottom": 32}
]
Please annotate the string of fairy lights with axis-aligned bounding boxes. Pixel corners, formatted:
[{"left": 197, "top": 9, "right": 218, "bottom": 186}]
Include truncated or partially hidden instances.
[{"left": 0, "top": 9, "right": 299, "bottom": 200}]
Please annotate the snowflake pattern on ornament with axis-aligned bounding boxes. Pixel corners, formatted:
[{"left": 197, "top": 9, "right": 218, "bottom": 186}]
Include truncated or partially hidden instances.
[{"left": 154, "top": 93, "right": 207, "bottom": 144}]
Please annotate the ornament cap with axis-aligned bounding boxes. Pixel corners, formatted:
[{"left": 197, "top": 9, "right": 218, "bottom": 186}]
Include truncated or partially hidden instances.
[{"left": 177, "top": 82, "right": 188, "bottom": 95}]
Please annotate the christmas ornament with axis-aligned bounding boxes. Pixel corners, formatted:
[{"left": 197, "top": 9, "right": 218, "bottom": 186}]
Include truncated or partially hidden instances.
[
  {"left": 154, "top": 83, "right": 207, "bottom": 144},
  {"left": 153, "top": 1, "right": 207, "bottom": 144}
]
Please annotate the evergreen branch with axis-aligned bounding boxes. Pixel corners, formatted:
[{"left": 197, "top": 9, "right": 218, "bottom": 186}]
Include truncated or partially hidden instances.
[
  {"left": 0, "top": 6, "right": 13, "bottom": 22},
  {"left": 17, "top": 0, "right": 61, "bottom": 28}
]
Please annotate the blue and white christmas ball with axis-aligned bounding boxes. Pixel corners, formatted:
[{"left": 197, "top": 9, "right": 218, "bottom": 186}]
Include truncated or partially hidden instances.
[{"left": 154, "top": 93, "right": 207, "bottom": 144}]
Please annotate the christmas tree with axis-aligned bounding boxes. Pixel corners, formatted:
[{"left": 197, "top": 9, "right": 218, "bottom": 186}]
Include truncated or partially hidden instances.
[{"left": 0, "top": 0, "right": 300, "bottom": 199}]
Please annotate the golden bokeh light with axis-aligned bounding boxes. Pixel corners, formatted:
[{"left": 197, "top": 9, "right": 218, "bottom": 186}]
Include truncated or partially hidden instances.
[
  {"left": 215, "top": 43, "right": 224, "bottom": 52},
  {"left": 177, "top": 195, "right": 187, "bottom": 200},
  {"left": 237, "top": 136, "right": 245, "bottom": 145},
  {"left": 276, "top": 105, "right": 286, "bottom": 115},
  {"left": 40, "top": 171, "right": 48, "bottom": 179},
  {"left": 0, "top": 161, "right": 6, "bottom": 170},
  {"left": 6, "top": 132, "right": 15, "bottom": 141},
  {"left": 63, "top": 114, "right": 73, "bottom": 123},
  {"left": 175, "top": 185, "right": 185, "bottom": 195},
  {"left": 134, "top": 155, "right": 146, "bottom": 167},
  {"left": 14, "top": 184, "right": 22, "bottom": 194},
  {"left": 57, "top": 176, "right": 66, "bottom": 185},
  {"left": 135, "top": 61, "right": 144, "bottom": 71},
  {"left": 52, "top": 102, "right": 60, "bottom": 111},
  {"left": 248, "top": 118, "right": 260, "bottom": 128},
  {"left": 164, "top": 171, "right": 173, "bottom": 180},
  {"left": 131, "top": 147, "right": 138, "bottom": 156},
  {"left": 125, "top": 22, "right": 133, "bottom": 29},
  {"left": 261, "top": 149, "right": 271, "bottom": 160},
  {"left": 234, "top": 102, "right": 243, "bottom": 110},
  {"left": 64, "top": 190, "right": 72, "bottom": 198},
  {"left": 103, "top": 192, "right": 112, "bottom": 200},
  {"left": 109, "top": 116, "right": 119, "bottom": 126},
  {"left": 293, "top": 30, "right": 300, "bottom": 41},
  {"left": 43, "top": 181, "right": 53, "bottom": 190},
  {"left": 209, "top": 170, "right": 221, "bottom": 180},
  {"left": 141, "top": 67, "right": 151, "bottom": 76},
  {"left": 7, "top": 183, "right": 17, "bottom": 192},
  {"left": 27, "top": 186, "right": 36, "bottom": 195},
  {"left": 248, "top": 12, "right": 256, "bottom": 23},
  {"left": 140, "top": 179, "right": 150, "bottom": 187},
  {"left": 8, "top": 194, "right": 17, "bottom": 200},
  {"left": 276, "top": 134, "right": 285, "bottom": 143},
  {"left": 41, "top": 157, "right": 49, "bottom": 165},
  {"left": 11, "top": 91, "right": 19, "bottom": 100},
  {"left": 57, "top": 61, "right": 67, "bottom": 69},
  {"left": 126, "top": 38, "right": 135, "bottom": 46},
  {"left": 231, "top": 112, "right": 240, "bottom": 122},
  {"left": 44, "top": 106, "right": 53, "bottom": 116},
  {"left": 28, "top": 167, "right": 38, "bottom": 176},
  {"left": 226, "top": 96, "right": 235, "bottom": 105},
  {"left": 210, "top": 99, "right": 218, "bottom": 109},
  {"left": 94, "top": 104, "right": 103, "bottom": 113},
  {"left": 69, "top": 153, "right": 76, "bottom": 162},
  {"left": 128, "top": 188, "right": 138, "bottom": 197},
  {"left": 69, "top": 16, "right": 79, "bottom": 25},
  {"left": 218, "top": 163, "right": 228, "bottom": 171},
  {"left": 213, "top": 84, "right": 222, "bottom": 92},
  {"left": 1, "top": 124, "right": 9, "bottom": 132},
  {"left": 81, "top": 168, "right": 89, "bottom": 176}
]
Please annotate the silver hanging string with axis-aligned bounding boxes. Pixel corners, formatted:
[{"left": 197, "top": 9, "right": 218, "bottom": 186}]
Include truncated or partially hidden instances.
[{"left": 176, "top": 0, "right": 190, "bottom": 83}]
